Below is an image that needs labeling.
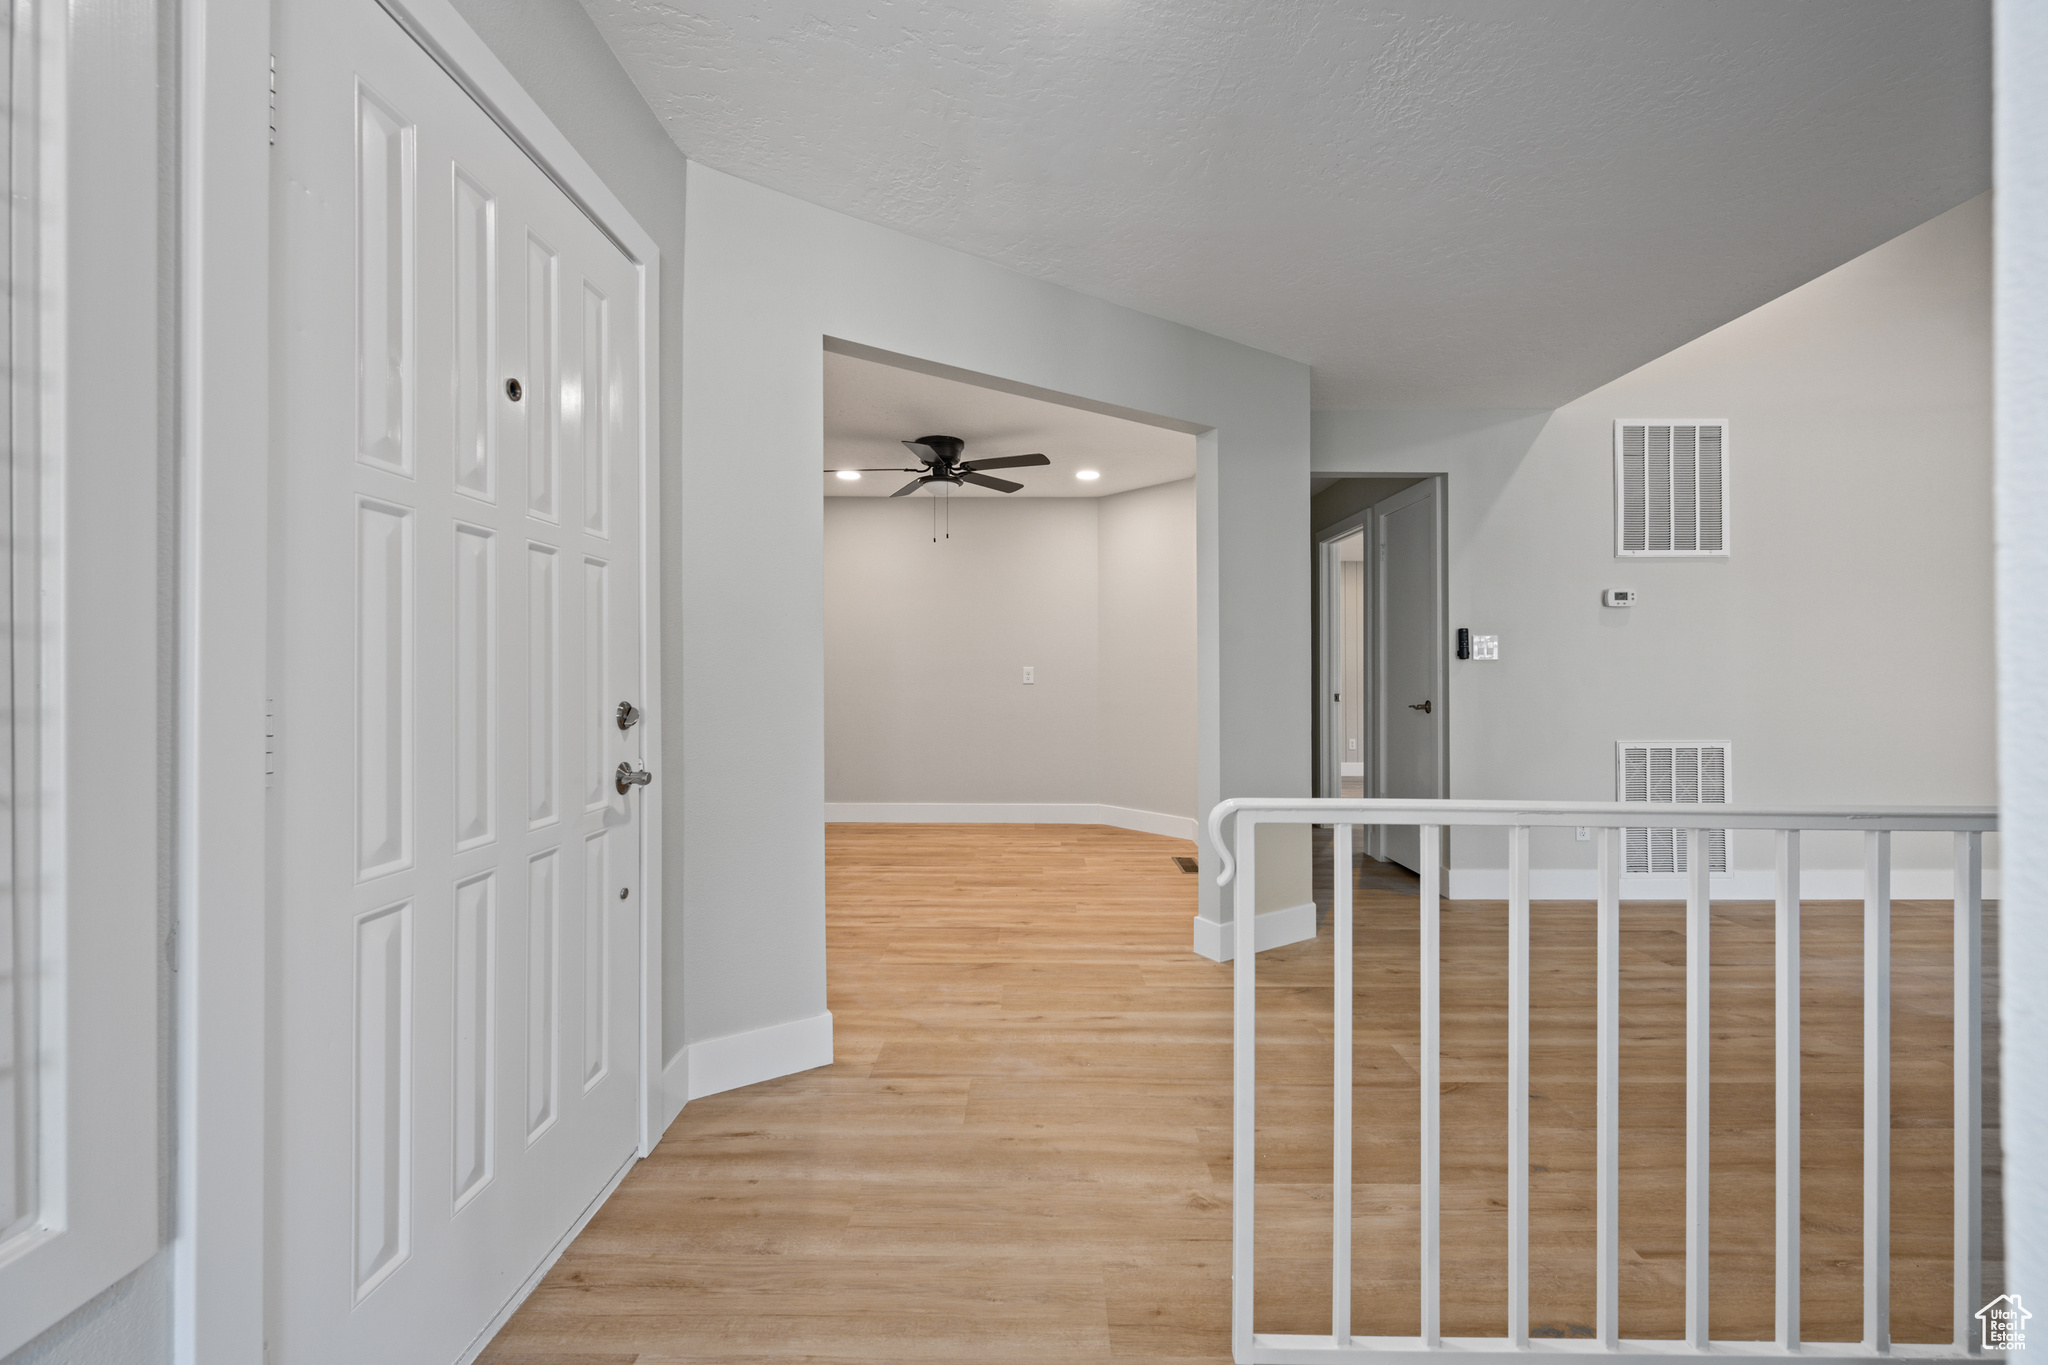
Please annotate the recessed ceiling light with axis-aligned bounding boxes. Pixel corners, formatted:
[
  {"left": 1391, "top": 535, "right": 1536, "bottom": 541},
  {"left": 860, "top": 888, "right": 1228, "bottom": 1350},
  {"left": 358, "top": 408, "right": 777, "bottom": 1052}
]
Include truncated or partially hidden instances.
[
  {"left": 1075, "top": 469, "right": 1101, "bottom": 482},
  {"left": 834, "top": 469, "right": 860, "bottom": 481}
]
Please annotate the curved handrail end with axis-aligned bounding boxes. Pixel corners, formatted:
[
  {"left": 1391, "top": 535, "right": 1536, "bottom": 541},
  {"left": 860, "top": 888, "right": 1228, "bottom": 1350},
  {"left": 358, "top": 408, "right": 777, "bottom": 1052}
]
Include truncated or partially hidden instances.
[{"left": 1207, "top": 799, "right": 1239, "bottom": 887}]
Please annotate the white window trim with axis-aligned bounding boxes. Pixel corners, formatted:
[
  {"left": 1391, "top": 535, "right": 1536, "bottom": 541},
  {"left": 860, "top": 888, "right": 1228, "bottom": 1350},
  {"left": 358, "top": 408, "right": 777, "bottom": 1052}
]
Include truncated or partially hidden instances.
[
  {"left": 1612, "top": 418, "right": 1732, "bottom": 558},
  {"left": 0, "top": 0, "right": 165, "bottom": 1353}
]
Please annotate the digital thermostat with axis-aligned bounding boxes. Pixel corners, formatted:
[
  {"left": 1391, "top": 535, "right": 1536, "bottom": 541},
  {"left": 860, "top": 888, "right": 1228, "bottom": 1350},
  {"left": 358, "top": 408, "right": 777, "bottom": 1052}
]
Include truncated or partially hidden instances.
[{"left": 1603, "top": 589, "right": 1637, "bottom": 608}]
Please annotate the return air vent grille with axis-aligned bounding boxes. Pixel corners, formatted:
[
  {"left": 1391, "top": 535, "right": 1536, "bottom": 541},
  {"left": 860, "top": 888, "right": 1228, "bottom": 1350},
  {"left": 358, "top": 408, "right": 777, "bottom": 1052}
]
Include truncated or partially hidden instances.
[
  {"left": 1616, "top": 420, "right": 1727, "bottom": 556},
  {"left": 1618, "top": 742, "right": 1729, "bottom": 874}
]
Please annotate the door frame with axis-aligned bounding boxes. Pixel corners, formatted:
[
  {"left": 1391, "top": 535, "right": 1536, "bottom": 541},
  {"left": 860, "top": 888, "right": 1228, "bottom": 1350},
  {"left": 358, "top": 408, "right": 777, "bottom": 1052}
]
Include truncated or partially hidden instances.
[
  {"left": 177, "top": 2, "right": 665, "bottom": 1361},
  {"left": 1313, "top": 477, "right": 1450, "bottom": 854},
  {"left": 1315, "top": 510, "right": 1372, "bottom": 802}
]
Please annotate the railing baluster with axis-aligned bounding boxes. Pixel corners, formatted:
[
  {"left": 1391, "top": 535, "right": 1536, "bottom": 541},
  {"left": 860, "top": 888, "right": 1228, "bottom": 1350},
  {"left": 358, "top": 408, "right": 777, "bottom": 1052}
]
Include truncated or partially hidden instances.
[
  {"left": 1954, "top": 829, "right": 1983, "bottom": 1354},
  {"left": 1421, "top": 824, "right": 1442, "bottom": 1349},
  {"left": 1687, "top": 826, "right": 1712, "bottom": 1350},
  {"left": 1203, "top": 796, "right": 1995, "bottom": 1364},
  {"left": 1509, "top": 826, "right": 1531, "bottom": 1348},
  {"left": 1334, "top": 822, "right": 1354, "bottom": 1345},
  {"left": 1866, "top": 828, "right": 1892, "bottom": 1354},
  {"left": 1233, "top": 813, "right": 1257, "bottom": 1361},
  {"left": 1597, "top": 827, "right": 1621, "bottom": 1350},
  {"left": 1776, "top": 829, "right": 1803, "bottom": 1352}
]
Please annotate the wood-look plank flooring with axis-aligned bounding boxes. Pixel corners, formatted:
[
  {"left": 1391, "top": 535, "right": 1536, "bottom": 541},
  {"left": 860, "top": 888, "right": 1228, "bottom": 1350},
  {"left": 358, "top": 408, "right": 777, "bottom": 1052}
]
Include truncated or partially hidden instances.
[{"left": 480, "top": 823, "right": 1997, "bottom": 1363}]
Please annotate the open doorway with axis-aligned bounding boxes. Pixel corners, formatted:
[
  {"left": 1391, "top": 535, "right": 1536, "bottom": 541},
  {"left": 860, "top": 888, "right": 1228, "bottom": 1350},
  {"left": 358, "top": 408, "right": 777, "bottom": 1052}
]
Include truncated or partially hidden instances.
[
  {"left": 1314, "top": 475, "right": 1449, "bottom": 874},
  {"left": 819, "top": 342, "right": 1199, "bottom": 834}
]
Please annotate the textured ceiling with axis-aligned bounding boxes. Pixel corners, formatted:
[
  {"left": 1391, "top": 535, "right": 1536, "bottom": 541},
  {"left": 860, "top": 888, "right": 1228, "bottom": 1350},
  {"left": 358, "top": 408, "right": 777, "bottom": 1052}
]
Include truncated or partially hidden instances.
[
  {"left": 824, "top": 349, "right": 1195, "bottom": 498},
  {"left": 583, "top": 1, "right": 1989, "bottom": 408}
]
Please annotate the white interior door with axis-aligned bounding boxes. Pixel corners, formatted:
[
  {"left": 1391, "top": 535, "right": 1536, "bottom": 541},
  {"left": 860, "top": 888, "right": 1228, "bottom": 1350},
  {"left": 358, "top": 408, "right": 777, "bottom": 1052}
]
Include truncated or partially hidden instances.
[
  {"left": 1372, "top": 480, "right": 1445, "bottom": 872},
  {"left": 272, "top": 2, "right": 646, "bottom": 1358}
]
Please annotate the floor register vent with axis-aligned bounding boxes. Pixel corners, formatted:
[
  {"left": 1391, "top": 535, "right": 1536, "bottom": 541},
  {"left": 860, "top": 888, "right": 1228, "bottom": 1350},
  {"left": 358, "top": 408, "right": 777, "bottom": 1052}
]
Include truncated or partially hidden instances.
[{"left": 1618, "top": 741, "right": 1729, "bottom": 874}]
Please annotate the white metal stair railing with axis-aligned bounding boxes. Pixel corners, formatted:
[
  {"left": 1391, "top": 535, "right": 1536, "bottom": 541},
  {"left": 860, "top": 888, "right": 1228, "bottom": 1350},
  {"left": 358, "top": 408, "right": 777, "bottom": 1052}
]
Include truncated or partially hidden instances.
[{"left": 1206, "top": 798, "right": 1999, "bottom": 1365}]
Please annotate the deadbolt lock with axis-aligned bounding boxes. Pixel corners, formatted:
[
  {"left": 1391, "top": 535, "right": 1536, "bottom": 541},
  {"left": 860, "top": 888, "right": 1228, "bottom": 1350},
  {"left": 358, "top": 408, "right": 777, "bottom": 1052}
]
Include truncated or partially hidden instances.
[
  {"left": 616, "top": 700, "right": 641, "bottom": 731},
  {"left": 505, "top": 378, "right": 523, "bottom": 402}
]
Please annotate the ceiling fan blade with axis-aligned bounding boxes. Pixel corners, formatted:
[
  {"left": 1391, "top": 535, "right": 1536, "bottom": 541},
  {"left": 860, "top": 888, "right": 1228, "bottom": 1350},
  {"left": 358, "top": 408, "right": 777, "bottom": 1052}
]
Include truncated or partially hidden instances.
[
  {"left": 959, "top": 471, "right": 1023, "bottom": 494},
  {"left": 901, "top": 440, "right": 940, "bottom": 464},
  {"left": 890, "top": 476, "right": 933, "bottom": 498},
  {"left": 845, "top": 467, "right": 923, "bottom": 472},
  {"left": 958, "top": 453, "right": 1050, "bottom": 472}
]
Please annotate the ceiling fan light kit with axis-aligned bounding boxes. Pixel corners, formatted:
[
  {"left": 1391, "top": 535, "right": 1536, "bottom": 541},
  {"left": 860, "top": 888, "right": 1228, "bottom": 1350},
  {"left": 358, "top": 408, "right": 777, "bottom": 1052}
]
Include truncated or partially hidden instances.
[
  {"left": 883, "top": 434, "right": 1052, "bottom": 497},
  {"left": 830, "top": 433, "right": 1054, "bottom": 498},
  {"left": 831, "top": 433, "right": 1059, "bottom": 541}
]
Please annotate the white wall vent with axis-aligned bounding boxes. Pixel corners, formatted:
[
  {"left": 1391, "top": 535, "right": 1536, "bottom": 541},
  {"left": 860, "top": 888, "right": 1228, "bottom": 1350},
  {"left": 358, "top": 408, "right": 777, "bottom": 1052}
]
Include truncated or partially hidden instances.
[
  {"left": 1615, "top": 420, "right": 1728, "bottom": 556},
  {"left": 1617, "top": 742, "right": 1729, "bottom": 874}
]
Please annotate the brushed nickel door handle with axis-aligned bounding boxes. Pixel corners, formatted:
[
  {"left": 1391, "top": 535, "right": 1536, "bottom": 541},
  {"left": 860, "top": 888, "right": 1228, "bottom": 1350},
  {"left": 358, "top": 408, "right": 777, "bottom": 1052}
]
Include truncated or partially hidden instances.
[
  {"left": 615, "top": 762, "right": 653, "bottom": 794},
  {"left": 1409, "top": 700, "right": 1432, "bottom": 713}
]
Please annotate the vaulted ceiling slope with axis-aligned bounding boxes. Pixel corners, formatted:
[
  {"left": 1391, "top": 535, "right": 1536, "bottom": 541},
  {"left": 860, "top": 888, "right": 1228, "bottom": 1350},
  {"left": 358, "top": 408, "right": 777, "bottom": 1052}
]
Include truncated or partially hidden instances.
[{"left": 581, "top": 1, "right": 1988, "bottom": 409}]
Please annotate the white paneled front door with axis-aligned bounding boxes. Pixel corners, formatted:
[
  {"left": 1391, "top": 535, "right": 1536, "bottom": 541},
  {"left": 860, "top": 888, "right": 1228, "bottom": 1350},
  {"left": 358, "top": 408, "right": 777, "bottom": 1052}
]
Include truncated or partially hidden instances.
[{"left": 273, "top": 1, "right": 646, "bottom": 1358}]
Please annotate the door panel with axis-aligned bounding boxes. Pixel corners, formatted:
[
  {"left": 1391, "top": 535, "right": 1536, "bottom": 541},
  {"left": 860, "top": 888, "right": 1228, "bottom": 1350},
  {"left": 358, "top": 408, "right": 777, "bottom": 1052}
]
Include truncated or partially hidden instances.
[
  {"left": 274, "top": 2, "right": 644, "bottom": 1358},
  {"left": 1374, "top": 481, "right": 1444, "bottom": 872}
]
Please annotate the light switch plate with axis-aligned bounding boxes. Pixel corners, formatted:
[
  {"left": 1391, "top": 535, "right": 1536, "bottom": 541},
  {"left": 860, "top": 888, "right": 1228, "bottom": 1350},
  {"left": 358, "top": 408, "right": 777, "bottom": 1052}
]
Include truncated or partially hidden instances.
[{"left": 1471, "top": 634, "right": 1499, "bottom": 660}]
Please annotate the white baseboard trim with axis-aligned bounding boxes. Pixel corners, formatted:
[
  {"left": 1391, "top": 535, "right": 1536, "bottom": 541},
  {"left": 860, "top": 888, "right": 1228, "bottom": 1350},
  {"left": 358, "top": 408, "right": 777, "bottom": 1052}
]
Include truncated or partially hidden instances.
[
  {"left": 1191, "top": 902, "right": 1319, "bottom": 962},
  {"left": 456, "top": 1147, "right": 637, "bottom": 1365},
  {"left": 1341, "top": 762, "right": 1364, "bottom": 777},
  {"left": 1098, "top": 804, "right": 1200, "bottom": 840},
  {"left": 682, "top": 1010, "right": 834, "bottom": 1103},
  {"left": 825, "top": 801, "right": 1198, "bottom": 841},
  {"left": 1445, "top": 868, "right": 2001, "bottom": 901},
  {"left": 658, "top": 1044, "right": 691, "bottom": 1133}
]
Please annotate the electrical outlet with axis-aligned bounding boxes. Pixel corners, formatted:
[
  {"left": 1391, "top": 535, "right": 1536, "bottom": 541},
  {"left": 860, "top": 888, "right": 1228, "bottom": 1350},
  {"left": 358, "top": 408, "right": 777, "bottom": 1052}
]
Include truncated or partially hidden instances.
[
  {"left": 1348, "top": 738, "right": 1357, "bottom": 751},
  {"left": 1022, "top": 665, "right": 1034, "bottom": 684},
  {"left": 1576, "top": 827, "right": 1590, "bottom": 842}
]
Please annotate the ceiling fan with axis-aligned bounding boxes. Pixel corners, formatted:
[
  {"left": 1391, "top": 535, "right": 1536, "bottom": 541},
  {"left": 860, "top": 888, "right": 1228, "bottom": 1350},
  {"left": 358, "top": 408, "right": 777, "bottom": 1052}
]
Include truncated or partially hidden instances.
[{"left": 839, "top": 434, "right": 1051, "bottom": 496}]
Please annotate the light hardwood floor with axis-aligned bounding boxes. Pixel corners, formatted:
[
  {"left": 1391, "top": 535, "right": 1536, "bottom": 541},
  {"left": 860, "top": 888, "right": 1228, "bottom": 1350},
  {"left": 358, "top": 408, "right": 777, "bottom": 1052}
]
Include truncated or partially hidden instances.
[{"left": 479, "top": 823, "right": 1997, "bottom": 1363}]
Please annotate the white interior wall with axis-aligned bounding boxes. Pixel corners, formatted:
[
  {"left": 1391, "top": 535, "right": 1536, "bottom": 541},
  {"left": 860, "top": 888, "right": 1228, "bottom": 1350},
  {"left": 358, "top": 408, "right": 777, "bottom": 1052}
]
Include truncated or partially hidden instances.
[
  {"left": 823, "top": 478, "right": 1196, "bottom": 832},
  {"left": 1097, "top": 479, "right": 1199, "bottom": 823},
  {"left": 824, "top": 497, "right": 1105, "bottom": 807},
  {"left": 1995, "top": 0, "right": 2048, "bottom": 1304},
  {"left": 682, "top": 162, "right": 1311, "bottom": 1072},
  {"left": 1313, "top": 193, "right": 1995, "bottom": 895}
]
